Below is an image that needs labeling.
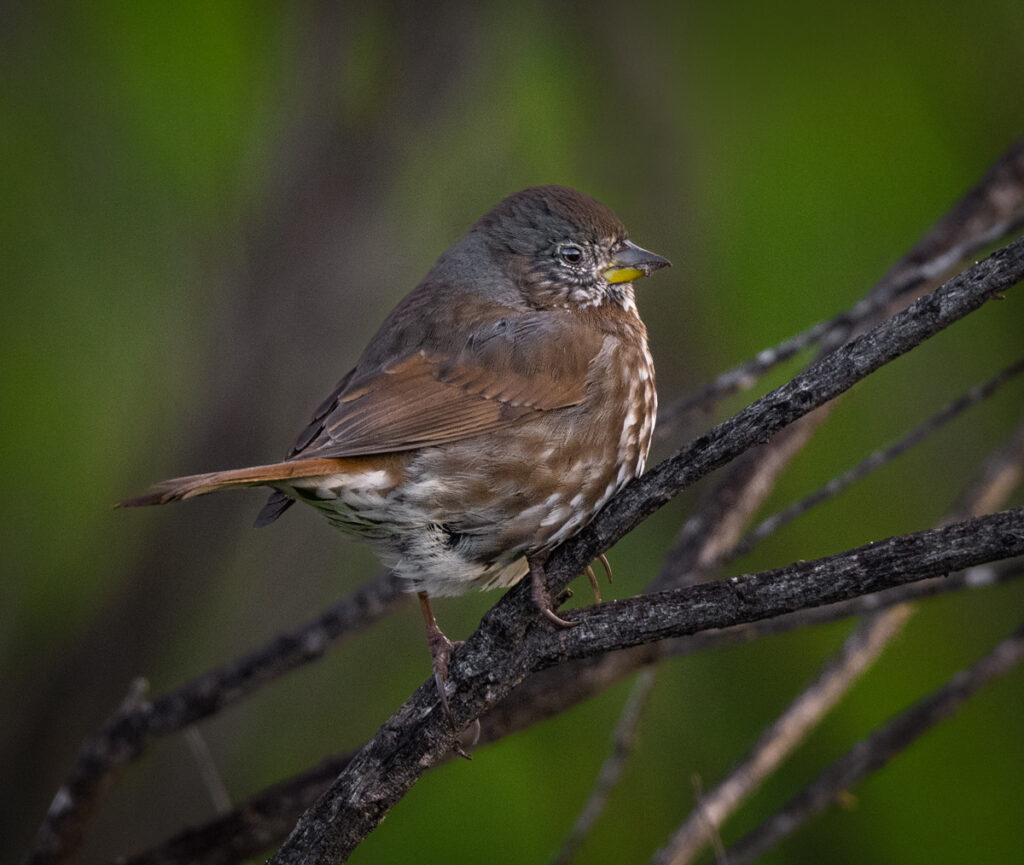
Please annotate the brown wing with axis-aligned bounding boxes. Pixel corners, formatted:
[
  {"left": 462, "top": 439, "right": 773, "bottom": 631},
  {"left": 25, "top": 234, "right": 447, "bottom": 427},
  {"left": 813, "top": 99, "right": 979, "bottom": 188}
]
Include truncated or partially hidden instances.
[{"left": 298, "top": 312, "right": 601, "bottom": 459}]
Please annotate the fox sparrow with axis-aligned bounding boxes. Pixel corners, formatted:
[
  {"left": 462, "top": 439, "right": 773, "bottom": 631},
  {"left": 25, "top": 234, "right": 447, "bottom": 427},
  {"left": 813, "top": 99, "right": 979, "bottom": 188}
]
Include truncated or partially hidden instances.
[{"left": 121, "top": 186, "right": 669, "bottom": 721}]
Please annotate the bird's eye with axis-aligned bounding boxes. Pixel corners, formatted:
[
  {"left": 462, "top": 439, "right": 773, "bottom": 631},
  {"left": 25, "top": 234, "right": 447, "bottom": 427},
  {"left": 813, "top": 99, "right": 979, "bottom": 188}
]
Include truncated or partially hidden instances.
[{"left": 559, "top": 245, "right": 583, "bottom": 265}]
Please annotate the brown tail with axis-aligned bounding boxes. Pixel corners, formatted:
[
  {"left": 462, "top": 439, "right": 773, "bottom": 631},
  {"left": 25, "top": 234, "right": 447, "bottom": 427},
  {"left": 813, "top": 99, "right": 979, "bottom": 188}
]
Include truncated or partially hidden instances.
[{"left": 116, "top": 458, "right": 352, "bottom": 508}]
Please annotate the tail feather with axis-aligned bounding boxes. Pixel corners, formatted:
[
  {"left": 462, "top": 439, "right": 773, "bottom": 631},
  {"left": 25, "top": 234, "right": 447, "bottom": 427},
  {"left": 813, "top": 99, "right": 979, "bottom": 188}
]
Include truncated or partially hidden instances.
[
  {"left": 253, "top": 490, "right": 295, "bottom": 527},
  {"left": 116, "top": 458, "right": 351, "bottom": 508}
]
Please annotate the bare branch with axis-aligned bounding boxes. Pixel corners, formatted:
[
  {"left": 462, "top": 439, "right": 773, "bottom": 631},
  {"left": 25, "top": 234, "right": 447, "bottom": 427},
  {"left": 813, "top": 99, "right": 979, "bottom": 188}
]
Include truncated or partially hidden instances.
[
  {"left": 657, "top": 557, "right": 1024, "bottom": 661},
  {"left": 268, "top": 505, "right": 1024, "bottom": 864},
  {"left": 110, "top": 556, "right": 1024, "bottom": 865},
  {"left": 487, "top": 557, "right": 1024, "bottom": 746},
  {"left": 654, "top": 412, "right": 826, "bottom": 590},
  {"left": 721, "top": 621, "right": 1024, "bottom": 865},
  {"left": 951, "top": 413, "right": 1024, "bottom": 519},
  {"left": 184, "top": 728, "right": 232, "bottom": 816},
  {"left": 535, "top": 509, "right": 1024, "bottom": 666}
]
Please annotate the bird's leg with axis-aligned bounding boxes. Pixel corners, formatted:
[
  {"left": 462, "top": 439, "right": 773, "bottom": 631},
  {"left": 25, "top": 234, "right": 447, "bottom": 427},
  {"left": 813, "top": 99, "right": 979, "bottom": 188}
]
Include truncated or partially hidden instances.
[
  {"left": 418, "top": 592, "right": 477, "bottom": 758},
  {"left": 418, "top": 592, "right": 457, "bottom": 723},
  {"left": 528, "top": 554, "right": 577, "bottom": 628}
]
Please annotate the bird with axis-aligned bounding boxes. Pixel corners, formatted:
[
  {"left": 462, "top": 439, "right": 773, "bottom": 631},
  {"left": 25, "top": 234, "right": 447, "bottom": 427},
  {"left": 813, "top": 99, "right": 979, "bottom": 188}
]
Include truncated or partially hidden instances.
[{"left": 120, "top": 185, "right": 669, "bottom": 724}]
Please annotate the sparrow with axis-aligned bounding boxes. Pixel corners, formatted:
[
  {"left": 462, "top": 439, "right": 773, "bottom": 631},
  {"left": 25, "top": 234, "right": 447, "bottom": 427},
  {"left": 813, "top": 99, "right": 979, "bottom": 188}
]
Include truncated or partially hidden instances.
[{"left": 120, "top": 185, "right": 669, "bottom": 724}]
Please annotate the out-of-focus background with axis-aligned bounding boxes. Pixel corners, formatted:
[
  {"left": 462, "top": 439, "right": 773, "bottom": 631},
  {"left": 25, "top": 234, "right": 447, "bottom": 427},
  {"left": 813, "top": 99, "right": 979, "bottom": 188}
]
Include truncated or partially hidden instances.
[{"left": 4, "top": 3, "right": 1024, "bottom": 863}]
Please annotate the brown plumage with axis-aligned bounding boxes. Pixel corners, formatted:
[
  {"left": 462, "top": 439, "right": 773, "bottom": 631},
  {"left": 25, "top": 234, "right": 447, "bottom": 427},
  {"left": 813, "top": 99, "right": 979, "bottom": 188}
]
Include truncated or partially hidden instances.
[{"left": 120, "top": 186, "right": 669, "bottom": 721}]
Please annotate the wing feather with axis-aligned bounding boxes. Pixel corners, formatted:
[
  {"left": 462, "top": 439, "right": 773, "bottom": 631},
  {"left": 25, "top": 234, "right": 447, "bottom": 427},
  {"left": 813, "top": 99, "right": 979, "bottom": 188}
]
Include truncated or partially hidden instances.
[{"left": 297, "top": 311, "right": 601, "bottom": 459}]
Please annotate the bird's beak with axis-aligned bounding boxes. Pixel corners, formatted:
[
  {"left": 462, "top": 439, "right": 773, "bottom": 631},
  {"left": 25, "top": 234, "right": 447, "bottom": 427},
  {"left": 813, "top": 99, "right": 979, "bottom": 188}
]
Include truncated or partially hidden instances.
[{"left": 603, "top": 240, "right": 671, "bottom": 284}]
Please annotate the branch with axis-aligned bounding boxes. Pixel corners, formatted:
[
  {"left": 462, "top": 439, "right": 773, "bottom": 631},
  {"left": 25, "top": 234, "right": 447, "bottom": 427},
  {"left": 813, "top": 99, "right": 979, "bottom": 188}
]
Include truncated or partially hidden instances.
[
  {"left": 951, "top": 412, "right": 1024, "bottom": 519},
  {"left": 721, "top": 620, "right": 1024, "bottom": 865},
  {"left": 485, "top": 557, "right": 1024, "bottom": 750},
  {"left": 270, "top": 506, "right": 1024, "bottom": 864},
  {"left": 111, "top": 555, "right": 1024, "bottom": 865},
  {"left": 655, "top": 556, "right": 1024, "bottom": 661},
  {"left": 532, "top": 509, "right": 1024, "bottom": 666}
]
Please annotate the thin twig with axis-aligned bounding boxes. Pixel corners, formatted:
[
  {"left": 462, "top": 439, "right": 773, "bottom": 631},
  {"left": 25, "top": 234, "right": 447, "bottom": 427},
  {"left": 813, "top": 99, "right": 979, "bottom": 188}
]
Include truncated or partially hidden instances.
[
  {"left": 549, "top": 669, "right": 657, "bottom": 865},
  {"left": 721, "top": 621, "right": 1024, "bottom": 865},
  {"left": 688, "top": 775, "right": 728, "bottom": 865},
  {"left": 951, "top": 412, "right": 1024, "bottom": 519},
  {"left": 728, "top": 357, "right": 1024, "bottom": 562},
  {"left": 649, "top": 607, "right": 912, "bottom": 865},
  {"left": 184, "top": 728, "right": 233, "bottom": 816},
  {"left": 654, "top": 413, "right": 826, "bottom": 590}
]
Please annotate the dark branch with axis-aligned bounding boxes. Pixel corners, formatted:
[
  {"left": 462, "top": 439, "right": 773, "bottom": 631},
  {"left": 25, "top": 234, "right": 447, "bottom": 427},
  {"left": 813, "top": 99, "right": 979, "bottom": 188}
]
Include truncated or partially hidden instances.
[
  {"left": 270, "top": 504, "right": 1024, "bottom": 864},
  {"left": 112, "top": 555, "right": 1024, "bottom": 865},
  {"left": 549, "top": 669, "right": 657, "bottom": 865},
  {"left": 656, "top": 557, "right": 1024, "bottom": 660},
  {"left": 532, "top": 509, "right": 1024, "bottom": 666}
]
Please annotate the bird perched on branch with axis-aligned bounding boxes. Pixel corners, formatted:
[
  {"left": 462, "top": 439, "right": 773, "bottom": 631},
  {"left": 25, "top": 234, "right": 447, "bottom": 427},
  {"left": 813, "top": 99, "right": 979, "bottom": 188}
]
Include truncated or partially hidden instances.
[{"left": 120, "top": 186, "right": 669, "bottom": 724}]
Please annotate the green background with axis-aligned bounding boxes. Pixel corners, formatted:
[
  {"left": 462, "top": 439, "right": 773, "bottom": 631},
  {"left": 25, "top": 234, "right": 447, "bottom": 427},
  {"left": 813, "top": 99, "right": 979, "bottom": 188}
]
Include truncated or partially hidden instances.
[{"left": 3, "top": 2, "right": 1023, "bottom": 863}]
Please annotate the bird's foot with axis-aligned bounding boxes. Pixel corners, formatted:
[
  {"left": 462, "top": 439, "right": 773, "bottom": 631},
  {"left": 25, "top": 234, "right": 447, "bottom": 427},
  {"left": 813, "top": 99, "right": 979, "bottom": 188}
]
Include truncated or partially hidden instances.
[
  {"left": 418, "top": 592, "right": 474, "bottom": 758},
  {"left": 583, "top": 552, "right": 614, "bottom": 603},
  {"left": 584, "top": 566, "right": 602, "bottom": 604},
  {"left": 528, "top": 555, "right": 578, "bottom": 628}
]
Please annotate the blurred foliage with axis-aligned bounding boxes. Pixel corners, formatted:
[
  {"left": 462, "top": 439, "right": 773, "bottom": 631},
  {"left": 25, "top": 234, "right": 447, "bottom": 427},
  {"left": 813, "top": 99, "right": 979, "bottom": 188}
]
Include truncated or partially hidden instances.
[{"left": 2, "top": 2, "right": 1023, "bottom": 864}]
